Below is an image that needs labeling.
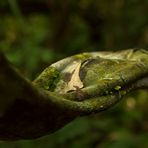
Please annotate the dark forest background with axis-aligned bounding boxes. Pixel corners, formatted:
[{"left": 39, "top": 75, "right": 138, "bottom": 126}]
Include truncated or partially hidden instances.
[{"left": 0, "top": 0, "right": 148, "bottom": 147}]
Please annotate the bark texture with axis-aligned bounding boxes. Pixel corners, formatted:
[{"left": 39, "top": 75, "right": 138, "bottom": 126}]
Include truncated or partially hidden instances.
[{"left": 0, "top": 49, "right": 148, "bottom": 140}]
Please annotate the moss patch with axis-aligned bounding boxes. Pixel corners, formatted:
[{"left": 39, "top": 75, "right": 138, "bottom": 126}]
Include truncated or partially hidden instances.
[
  {"left": 34, "top": 67, "right": 60, "bottom": 91},
  {"left": 74, "top": 53, "right": 92, "bottom": 61},
  {"left": 114, "top": 85, "right": 121, "bottom": 90}
]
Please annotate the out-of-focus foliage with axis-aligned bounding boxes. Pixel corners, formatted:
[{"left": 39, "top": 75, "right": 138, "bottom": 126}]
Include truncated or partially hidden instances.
[{"left": 0, "top": 0, "right": 147, "bottom": 147}]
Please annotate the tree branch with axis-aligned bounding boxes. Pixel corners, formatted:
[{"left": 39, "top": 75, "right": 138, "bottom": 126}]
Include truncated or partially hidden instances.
[{"left": 0, "top": 49, "right": 148, "bottom": 140}]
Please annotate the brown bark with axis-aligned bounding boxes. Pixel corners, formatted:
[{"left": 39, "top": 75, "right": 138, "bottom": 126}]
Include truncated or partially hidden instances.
[{"left": 0, "top": 49, "right": 148, "bottom": 140}]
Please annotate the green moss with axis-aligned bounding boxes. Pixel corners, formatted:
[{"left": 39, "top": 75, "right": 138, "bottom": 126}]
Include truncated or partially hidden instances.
[
  {"left": 105, "top": 90, "right": 109, "bottom": 94},
  {"left": 114, "top": 85, "right": 121, "bottom": 90},
  {"left": 74, "top": 53, "right": 91, "bottom": 61},
  {"left": 120, "top": 90, "right": 126, "bottom": 95},
  {"left": 34, "top": 67, "right": 60, "bottom": 91},
  {"left": 44, "top": 67, "right": 60, "bottom": 91}
]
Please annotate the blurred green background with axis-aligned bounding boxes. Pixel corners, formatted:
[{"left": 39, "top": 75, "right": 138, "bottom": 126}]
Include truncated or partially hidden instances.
[{"left": 0, "top": 0, "right": 148, "bottom": 147}]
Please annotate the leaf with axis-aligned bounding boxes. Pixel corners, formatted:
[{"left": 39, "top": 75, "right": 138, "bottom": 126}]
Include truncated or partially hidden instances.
[{"left": 66, "top": 61, "right": 83, "bottom": 92}]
